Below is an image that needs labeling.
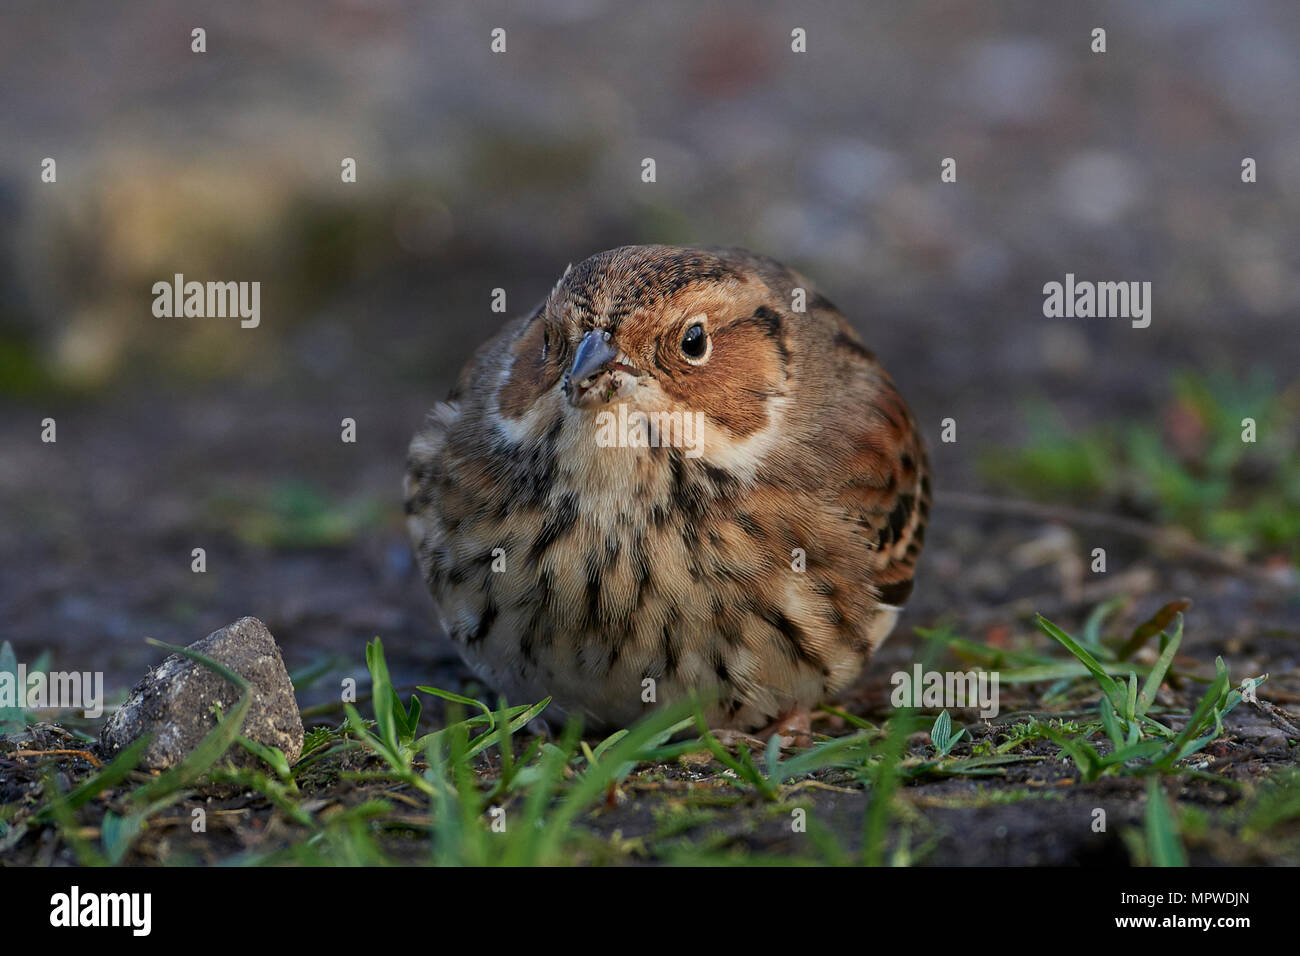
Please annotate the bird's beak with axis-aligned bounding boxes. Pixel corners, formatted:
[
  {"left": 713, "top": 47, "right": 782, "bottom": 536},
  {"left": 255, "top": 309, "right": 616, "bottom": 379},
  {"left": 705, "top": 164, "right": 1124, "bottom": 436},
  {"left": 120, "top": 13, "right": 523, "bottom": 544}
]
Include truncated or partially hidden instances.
[{"left": 563, "top": 329, "right": 618, "bottom": 403}]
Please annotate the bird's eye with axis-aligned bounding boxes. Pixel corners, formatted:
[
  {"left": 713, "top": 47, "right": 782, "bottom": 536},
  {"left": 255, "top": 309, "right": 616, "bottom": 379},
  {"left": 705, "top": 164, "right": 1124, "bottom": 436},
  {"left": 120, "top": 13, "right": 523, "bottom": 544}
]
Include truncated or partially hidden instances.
[{"left": 680, "top": 322, "right": 708, "bottom": 361}]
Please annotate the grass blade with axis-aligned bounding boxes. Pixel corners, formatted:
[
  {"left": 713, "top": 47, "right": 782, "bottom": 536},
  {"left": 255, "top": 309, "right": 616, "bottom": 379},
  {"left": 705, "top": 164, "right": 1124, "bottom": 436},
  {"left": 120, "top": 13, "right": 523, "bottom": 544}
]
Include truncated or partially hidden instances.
[
  {"left": 1035, "top": 614, "right": 1124, "bottom": 710},
  {"left": 1145, "top": 778, "right": 1187, "bottom": 866}
]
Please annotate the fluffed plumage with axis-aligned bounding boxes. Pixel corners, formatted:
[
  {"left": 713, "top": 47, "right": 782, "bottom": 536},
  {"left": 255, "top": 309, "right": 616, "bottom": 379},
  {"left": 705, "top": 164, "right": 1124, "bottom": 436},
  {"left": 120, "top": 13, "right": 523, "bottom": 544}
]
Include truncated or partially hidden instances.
[{"left": 405, "top": 245, "right": 929, "bottom": 733}]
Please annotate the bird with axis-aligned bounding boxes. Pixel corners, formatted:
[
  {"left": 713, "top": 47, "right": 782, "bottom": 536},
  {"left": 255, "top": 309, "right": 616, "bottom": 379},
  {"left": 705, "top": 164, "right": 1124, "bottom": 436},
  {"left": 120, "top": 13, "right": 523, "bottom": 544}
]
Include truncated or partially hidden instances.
[{"left": 405, "top": 245, "right": 929, "bottom": 741}]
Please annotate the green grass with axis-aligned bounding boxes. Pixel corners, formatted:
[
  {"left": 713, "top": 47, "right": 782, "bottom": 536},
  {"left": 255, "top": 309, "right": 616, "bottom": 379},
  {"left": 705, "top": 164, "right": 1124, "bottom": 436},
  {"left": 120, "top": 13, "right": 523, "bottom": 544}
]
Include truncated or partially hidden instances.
[
  {"left": 1032, "top": 610, "right": 1260, "bottom": 781},
  {"left": 206, "top": 481, "right": 393, "bottom": 549},
  {"left": 0, "top": 642, "right": 51, "bottom": 735},
  {"left": 3, "top": 604, "right": 1296, "bottom": 866},
  {"left": 981, "top": 370, "right": 1300, "bottom": 562},
  {"left": 923, "top": 601, "right": 1264, "bottom": 783},
  {"left": 1144, "top": 778, "right": 1188, "bottom": 866}
]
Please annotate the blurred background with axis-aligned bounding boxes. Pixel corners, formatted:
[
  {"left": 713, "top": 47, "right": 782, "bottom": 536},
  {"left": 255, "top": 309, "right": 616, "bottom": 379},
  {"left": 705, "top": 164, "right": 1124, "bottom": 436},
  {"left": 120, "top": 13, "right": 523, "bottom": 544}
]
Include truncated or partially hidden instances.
[{"left": 1, "top": 0, "right": 1297, "bottom": 704}]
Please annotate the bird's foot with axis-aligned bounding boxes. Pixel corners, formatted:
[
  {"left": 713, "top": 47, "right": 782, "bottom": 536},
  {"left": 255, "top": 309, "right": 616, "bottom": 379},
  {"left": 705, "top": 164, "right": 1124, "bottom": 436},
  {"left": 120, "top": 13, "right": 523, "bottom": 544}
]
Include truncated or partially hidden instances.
[
  {"left": 709, "top": 727, "right": 766, "bottom": 749},
  {"left": 756, "top": 706, "right": 813, "bottom": 749}
]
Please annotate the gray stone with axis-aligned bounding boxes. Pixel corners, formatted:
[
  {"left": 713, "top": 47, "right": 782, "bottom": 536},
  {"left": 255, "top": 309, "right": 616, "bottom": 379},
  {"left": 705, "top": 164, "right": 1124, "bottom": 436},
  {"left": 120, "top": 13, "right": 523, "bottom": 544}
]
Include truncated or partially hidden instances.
[{"left": 99, "top": 617, "right": 303, "bottom": 770}]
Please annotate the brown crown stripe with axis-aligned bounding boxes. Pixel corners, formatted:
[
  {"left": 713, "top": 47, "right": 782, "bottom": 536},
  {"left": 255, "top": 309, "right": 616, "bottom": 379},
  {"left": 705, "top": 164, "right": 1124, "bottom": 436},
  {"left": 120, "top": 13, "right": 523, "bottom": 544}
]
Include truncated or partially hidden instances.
[{"left": 560, "top": 247, "right": 741, "bottom": 320}]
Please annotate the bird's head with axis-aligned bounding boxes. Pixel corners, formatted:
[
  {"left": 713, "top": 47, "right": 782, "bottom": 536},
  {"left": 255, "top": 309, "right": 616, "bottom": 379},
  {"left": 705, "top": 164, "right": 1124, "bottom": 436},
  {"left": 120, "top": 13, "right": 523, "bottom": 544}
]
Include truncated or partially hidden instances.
[{"left": 496, "top": 245, "right": 793, "bottom": 448}]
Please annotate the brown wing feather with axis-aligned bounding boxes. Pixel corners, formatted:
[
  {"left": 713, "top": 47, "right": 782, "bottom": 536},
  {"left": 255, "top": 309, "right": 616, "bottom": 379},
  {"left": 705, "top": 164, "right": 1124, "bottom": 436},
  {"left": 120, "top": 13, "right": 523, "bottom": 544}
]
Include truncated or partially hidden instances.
[
  {"left": 826, "top": 320, "right": 930, "bottom": 610},
  {"left": 703, "top": 247, "right": 931, "bottom": 609}
]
